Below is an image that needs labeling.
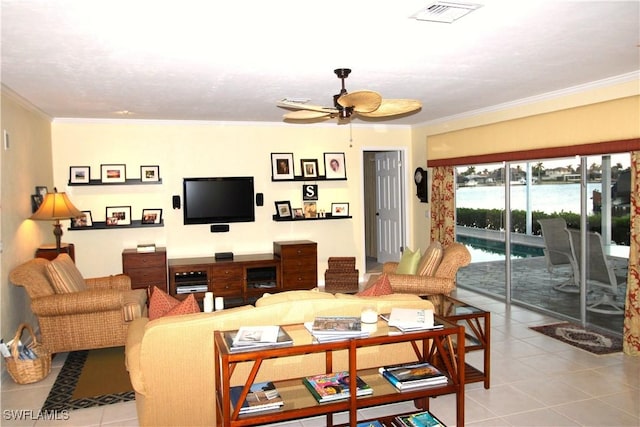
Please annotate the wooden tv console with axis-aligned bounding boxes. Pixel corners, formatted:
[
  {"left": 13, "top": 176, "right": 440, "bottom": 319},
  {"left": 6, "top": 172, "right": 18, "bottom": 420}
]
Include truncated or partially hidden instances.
[{"left": 168, "top": 240, "right": 317, "bottom": 307}]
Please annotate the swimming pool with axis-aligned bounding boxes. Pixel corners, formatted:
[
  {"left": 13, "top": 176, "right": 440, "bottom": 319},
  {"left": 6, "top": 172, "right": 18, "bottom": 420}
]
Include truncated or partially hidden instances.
[{"left": 457, "top": 234, "right": 544, "bottom": 262}]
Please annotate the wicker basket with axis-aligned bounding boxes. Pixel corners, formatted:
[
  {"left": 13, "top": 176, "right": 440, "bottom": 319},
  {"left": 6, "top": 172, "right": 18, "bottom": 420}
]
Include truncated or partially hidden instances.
[{"left": 4, "top": 323, "right": 51, "bottom": 384}]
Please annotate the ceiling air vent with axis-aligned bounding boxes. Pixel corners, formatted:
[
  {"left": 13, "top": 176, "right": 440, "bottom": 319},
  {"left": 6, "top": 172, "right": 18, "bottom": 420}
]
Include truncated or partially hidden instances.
[{"left": 410, "top": 1, "right": 483, "bottom": 23}]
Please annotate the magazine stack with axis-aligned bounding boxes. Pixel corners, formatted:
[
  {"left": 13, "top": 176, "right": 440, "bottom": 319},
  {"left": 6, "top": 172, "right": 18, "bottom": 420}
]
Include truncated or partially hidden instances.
[
  {"left": 229, "top": 381, "right": 284, "bottom": 414},
  {"left": 395, "top": 410, "right": 446, "bottom": 426},
  {"left": 304, "top": 316, "right": 369, "bottom": 342},
  {"left": 302, "top": 371, "right": 373, "bottom": 403},
  {"left": 224, "top": 325, "right": 293, "bottom": 353},
  {"left": 379, "top": 361, "right": 448, "bottom": 391},
  {"left": 381, "top": 308, "right": 443, "bottom": 333}
]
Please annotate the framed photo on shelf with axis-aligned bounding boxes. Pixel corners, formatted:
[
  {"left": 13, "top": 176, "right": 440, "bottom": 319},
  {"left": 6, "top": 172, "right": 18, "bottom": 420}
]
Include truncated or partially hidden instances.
[
  {"left": 300, "top": 159, "right": 319, "bottom": 178},
  {"left": 31, "top": 194, "right": 43, "bottom": 214},
  {"left": 274, "top": 201, "right": 292, "bottom": 219},
  {"left": 271, "top": 153, "right": 295, "bottom": 180},
  {"left": 324, "top": 152, "right": 346, "bottom": 179},
  {"left": 331, "top": 202, "right": 349, "bottom": 217},
  {"left": 72, "top": 211, "right": 93, "bottom": 228},
  {"left": 140, "top": 165, "right": 160, "bottom": 182},
  {"left": 100, "top": 164, "right": 127, "bottom": 183},
  {"left": 293, "top": 207, "right": 304, "bottom": 219},
  {"left": 105, "top": 205, "right": 131, "bottom": 226},
  {"left": 142, "top": 208, "right": 163, "bottom": 224},
  {"left": 303, "top": 201, "right": 317, "bottom": 218},
  {"left": 69, "top": 166, "right": 90, "bottom": 184},
  {"left": 35, "top": 186, "right": 48, "bottom": 197}
]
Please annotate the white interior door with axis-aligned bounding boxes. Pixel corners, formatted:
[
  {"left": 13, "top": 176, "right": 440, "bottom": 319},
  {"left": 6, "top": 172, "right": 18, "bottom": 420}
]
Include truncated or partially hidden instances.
[{"left": 375, "top": 151, "right": 404, "bottom": 263}]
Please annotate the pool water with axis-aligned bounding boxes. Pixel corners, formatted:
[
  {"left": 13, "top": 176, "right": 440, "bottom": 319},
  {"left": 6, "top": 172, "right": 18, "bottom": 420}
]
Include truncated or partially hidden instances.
[{"left": 457, "top": 235, "right": 544, "bottom": 263}]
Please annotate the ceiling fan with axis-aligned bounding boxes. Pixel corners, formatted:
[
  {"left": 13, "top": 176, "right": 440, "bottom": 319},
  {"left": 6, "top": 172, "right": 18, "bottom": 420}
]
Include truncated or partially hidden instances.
[{"left": 277, "top": 68, "right": 422, "bottom": 123}]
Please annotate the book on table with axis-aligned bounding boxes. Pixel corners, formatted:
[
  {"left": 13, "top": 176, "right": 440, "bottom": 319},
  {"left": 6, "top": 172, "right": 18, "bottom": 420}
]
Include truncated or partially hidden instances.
[
  {"left": 229, "top": 381, "right": 284, "bottom": 414},
  {"left": 224, "top": 327, "right": 293, "bottom": 353},
  {"left": 379, "top": 361, "right": 448, "bottom": 390},
  {"left": 395, "top": 410, "right": 446, "bottom": 427},
  {"left": 381, "top": 308, "right": 441, "bottom": 332},
  {"left": 356, "top": 421, "right": 384, "bottom": 427},
  {"left": 302, "top": 371, "right": 373, "bottom": 403},
  {"left": 304, "top": 316, "right": 369, "bottom": 342}
]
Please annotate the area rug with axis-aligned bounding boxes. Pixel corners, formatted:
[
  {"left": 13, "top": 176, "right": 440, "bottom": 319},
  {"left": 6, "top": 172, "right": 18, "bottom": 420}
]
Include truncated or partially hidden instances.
[
  {"left": 42, "top": 346, "right": 134, "bottom": 411},
  {"left": 529, "top": 322, "right": 622, "bottom": 355}
]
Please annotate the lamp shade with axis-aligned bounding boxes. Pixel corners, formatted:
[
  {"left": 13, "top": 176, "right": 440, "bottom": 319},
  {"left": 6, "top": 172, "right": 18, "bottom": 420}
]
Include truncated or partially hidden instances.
[{"left": 30, "top": 191, "right": 83, "bottom": 221}]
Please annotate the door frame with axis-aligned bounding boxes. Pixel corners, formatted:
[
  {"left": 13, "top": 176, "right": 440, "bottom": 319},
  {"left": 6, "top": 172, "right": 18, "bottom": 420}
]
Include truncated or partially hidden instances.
[{"left": 360, "top": 147, "right": 409, "bottom": 273}]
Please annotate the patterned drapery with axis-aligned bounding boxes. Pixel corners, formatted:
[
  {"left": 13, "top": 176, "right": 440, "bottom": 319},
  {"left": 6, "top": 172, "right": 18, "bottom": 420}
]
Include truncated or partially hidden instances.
[
  {"left": 430, "top": 166, "right": 456, "bottom": 246},
  {"left": 623, "top": 151, "right": 639, "bottom": 355}
]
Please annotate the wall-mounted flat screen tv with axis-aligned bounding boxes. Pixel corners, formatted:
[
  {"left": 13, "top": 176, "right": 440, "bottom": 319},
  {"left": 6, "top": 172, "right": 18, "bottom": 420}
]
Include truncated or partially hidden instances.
[{"left": 183, "top": 177, "right": 255, "bottom": 224}]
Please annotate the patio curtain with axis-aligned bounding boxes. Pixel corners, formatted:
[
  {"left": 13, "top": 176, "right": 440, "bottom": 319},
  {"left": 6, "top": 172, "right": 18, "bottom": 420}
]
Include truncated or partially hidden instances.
[
  {"left": 623, "top": 150, "right": 639, "bottom": 355},
  {"left": 430, "top": 166, "right": 456, "bottom": 246}
]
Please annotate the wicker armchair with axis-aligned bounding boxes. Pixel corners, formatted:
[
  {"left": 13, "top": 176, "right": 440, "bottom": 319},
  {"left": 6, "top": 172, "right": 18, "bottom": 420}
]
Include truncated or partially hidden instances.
[
  {"left": 9, "top": 255, "right": 148, "bottom": 354},
  {"left": 377, "top": 242, "right": 471, "bottom": 308}
]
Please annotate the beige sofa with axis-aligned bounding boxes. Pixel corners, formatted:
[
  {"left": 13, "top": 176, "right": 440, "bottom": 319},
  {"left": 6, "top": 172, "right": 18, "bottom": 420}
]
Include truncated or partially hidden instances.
[{"left": 126, "top": 290, "right": 435, "bottom": 427}]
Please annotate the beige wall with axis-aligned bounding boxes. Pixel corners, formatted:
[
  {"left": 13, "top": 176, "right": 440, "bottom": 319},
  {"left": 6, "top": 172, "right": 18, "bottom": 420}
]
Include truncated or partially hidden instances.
[
  {"left": 51, "top": 121, "right": 415, "bottom": 279},
  {"left": 1, "top": 90, "right": 53, "bottom": 340}
]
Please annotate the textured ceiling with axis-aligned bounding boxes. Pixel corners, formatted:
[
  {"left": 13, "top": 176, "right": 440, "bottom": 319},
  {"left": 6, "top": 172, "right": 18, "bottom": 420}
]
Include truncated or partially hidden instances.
[{"left": 1, "top": 0, "right": 639, "bottom": 125}]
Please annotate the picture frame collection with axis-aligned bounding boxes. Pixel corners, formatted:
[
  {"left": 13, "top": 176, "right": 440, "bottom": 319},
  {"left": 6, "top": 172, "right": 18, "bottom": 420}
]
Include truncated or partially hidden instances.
[
  {"left": 271, "top": 152, "right": 346, "bottom": 181},
  {"left": 68, "top": 164, "right": 161, "bottom": 184}
]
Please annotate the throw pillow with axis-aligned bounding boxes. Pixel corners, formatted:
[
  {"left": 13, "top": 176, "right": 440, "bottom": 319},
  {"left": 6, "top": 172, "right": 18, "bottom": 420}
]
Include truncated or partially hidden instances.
[
  {"left": 357, "top": 273, "right": 392, "bottom": 296},
  {"left": 148, "top": 286, "right": 180, "bottom": 320},
  {"left": 45, "top": 253, "right": 87, "bottom": 293},
  {"left": 416, "top": 241, "right": 444, "bottom": 276},
  {"left": 164, "top": 294, "right": 200, "bottom": 317},
  {"left": 395, "top": 248, "right": 421, "bottom": 274}
]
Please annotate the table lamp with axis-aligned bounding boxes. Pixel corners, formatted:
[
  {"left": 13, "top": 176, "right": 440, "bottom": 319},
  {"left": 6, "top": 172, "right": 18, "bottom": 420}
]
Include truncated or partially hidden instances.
[{"left": 30, "top": 188, "right": 83, "bottom": 253}]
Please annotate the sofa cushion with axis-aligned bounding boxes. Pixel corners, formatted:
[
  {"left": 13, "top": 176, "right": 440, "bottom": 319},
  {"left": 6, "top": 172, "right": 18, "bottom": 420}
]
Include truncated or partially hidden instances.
[
  {"left": 256, "top": 289, "right": 332, "bottom": 306},
  {"left": 357, "top": 273, "right": 392, "bottom": 296},
  {"left": 395, "top": 248, "right": 421, "bottom": 274},
  {"left": 165, "top": 294, "right": 200, "bottom": 317},
  {"left": 149, "top": 286, "right": 181, "bottom": 319},
  {"left": 416, "top": 241, "right": 444, "bottom": 276},
  {"left": 45, "top": 253, "right": 87, "bottom": 294}
]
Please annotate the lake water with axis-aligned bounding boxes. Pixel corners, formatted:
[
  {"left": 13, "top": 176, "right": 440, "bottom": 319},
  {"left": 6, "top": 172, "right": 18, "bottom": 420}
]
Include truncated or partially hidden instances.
[{"left": 456, "top": 182, "right": 603, "bottom": 214}]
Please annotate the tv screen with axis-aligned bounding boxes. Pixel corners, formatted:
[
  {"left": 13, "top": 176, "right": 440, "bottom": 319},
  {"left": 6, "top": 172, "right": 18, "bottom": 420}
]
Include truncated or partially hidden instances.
[{"left": 183, "top": 177, "right": 255, "bottom": 224}]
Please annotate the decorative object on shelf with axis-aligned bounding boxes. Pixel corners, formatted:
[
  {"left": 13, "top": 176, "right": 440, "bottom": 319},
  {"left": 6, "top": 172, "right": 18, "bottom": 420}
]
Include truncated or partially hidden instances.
[
  {"left": 71, "top": 211, "right": 92, "bottom": 228},
  {"left": 303, "top": 201, "right": 317, "bottom": 218},
  {"left": 302, "top": 184, "right": 318, "bottom": 201},
  {"left": 300, "top": 159, "right": 318, "bottom": 178},
  {"left": 215, "top": 296, "right": 224, "bottom": 311},
  {"left": 271, "top": 153, "right": 295, "bottom": 180},
  {"left": 35, "top": 186, "right": 48, "bottom": 197},
  {"left": 293, "top": 208, "right": 304, "bottom": 219},
  {"left": 331, "top": 202, "right": 349, "bottom": 217},
  {"left": 414, "top": 167, "right": 428, "bottom": 203},
  {"left": 324, "top": 152, "right": 346, "bottom": 179},
  {"left": 141, "top": 165, "right": 160, "bottom": 182},
  {"left": 100, "top": 164, "right": 126, "bottom": 183},
  {"left": 30, "top": 188, "right": 83, "bottom": 252},
  {"left": 203, "top": 292, "right": 214, "bottom": 313},
  {"left": 69, "top": 166, "right": 90, "bottom": 184},
  {"left": 141, "top": 208, "right": 163, "bottom": 224},
  {"left": 274, "top": 201, "right": 292, "bottom": 219},
  {"left": 31, "top": 195, "right": 43, "bottom": 214},
  {"left": 105, "top": 206, "right": 132, "bottom": 226}
]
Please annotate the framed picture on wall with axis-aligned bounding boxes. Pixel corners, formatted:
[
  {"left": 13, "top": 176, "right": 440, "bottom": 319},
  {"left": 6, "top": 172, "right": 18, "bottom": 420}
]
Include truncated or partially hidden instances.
[
  {"left": 72, "top": 211, "right": 93, "bottom": 228},
  {"left": 101, "top": 164, "right": 127, "bottom": 183},
  {"left": 140, "top": 165, "right": 160, "bottom": 182},
  {"left": 324, "top": 152, "right": 346, "bottom": 179},
  {"left": 69, "top": 166, "right": 90, "bottom": 184},
  {"left": 141, "top": 208, "right": 163, "bottom": 224},
  {"left": 105, "top": 206, "right": 131, "bottom": 226},
  {"left": 331, "top": 202, "right": 349, "bottom": 217},
  {"left": 271, "top": 153, "right": 295, "bottom": 180},
  {"left": 300, "top": 159, "right": 319, "bottom": 178}
]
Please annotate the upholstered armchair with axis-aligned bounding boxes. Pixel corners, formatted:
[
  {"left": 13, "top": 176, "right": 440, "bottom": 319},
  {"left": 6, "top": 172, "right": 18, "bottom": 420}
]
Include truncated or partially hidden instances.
[
  {"left": 9, "top": 254, "right": 148, "bottom": 353},
  {"left": 376, "top": 242, "right": 471, "bottom": 308}
]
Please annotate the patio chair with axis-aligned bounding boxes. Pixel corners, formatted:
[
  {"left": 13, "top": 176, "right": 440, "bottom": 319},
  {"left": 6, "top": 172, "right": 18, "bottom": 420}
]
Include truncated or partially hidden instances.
[
  {"left": 537, "top": 218, "right": 579, "bottom": 293},
  {"left": 566, "top": 228, "right": 625, "bottom": 315}
]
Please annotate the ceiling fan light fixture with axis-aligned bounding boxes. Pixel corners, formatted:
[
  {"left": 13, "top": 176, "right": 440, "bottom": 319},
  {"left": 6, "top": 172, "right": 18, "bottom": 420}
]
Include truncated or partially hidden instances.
[{"left": 410, "top": 1, "right": 483, "bottom": 23}]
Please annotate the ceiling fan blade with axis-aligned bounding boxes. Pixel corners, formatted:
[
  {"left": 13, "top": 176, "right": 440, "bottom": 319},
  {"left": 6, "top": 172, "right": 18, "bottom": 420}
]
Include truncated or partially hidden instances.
[
  {"left": 283, "top": 110, "right": 332, "bottom": 120},
  {"left": 277, "top": 99, "right": 337, "bottom": 114},
  {"left": 337, "top": 90, "right": 382, "bottom": 113},
  {"left": 358, "top": 99, "right": 422, "bottom": 117}
]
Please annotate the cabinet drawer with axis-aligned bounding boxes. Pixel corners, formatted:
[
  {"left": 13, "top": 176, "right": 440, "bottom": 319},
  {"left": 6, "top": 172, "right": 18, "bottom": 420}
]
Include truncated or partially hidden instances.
[
  {"left": 278, "top": 244, "right": 317, "bottom": 259},
  {"left": 211, "top": 280, "right": 243, "bottom": 296},
  {"left": 123, "top": 252, "right": 166, "bottom": 269},
  {"left": 126, "top": 268, "right": 167, "bottom": 285},
  {"left": 210, "top": 265, "right": 243, "bottom": 281}
]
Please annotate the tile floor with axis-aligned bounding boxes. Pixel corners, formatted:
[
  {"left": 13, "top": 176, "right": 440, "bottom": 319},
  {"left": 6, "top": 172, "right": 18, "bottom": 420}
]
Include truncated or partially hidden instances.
[{"left": 1, "top": 288, "right": 639, "bottom": 426}]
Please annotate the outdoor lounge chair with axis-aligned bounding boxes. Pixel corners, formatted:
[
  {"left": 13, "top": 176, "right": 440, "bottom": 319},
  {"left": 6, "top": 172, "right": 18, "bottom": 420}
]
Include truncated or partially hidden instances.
[
  {"left": 537, "top": 218, "right": 579, "bottom": 293},
  {"left": 566, "top": 228, "right": 625, "bottom": 315}
]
